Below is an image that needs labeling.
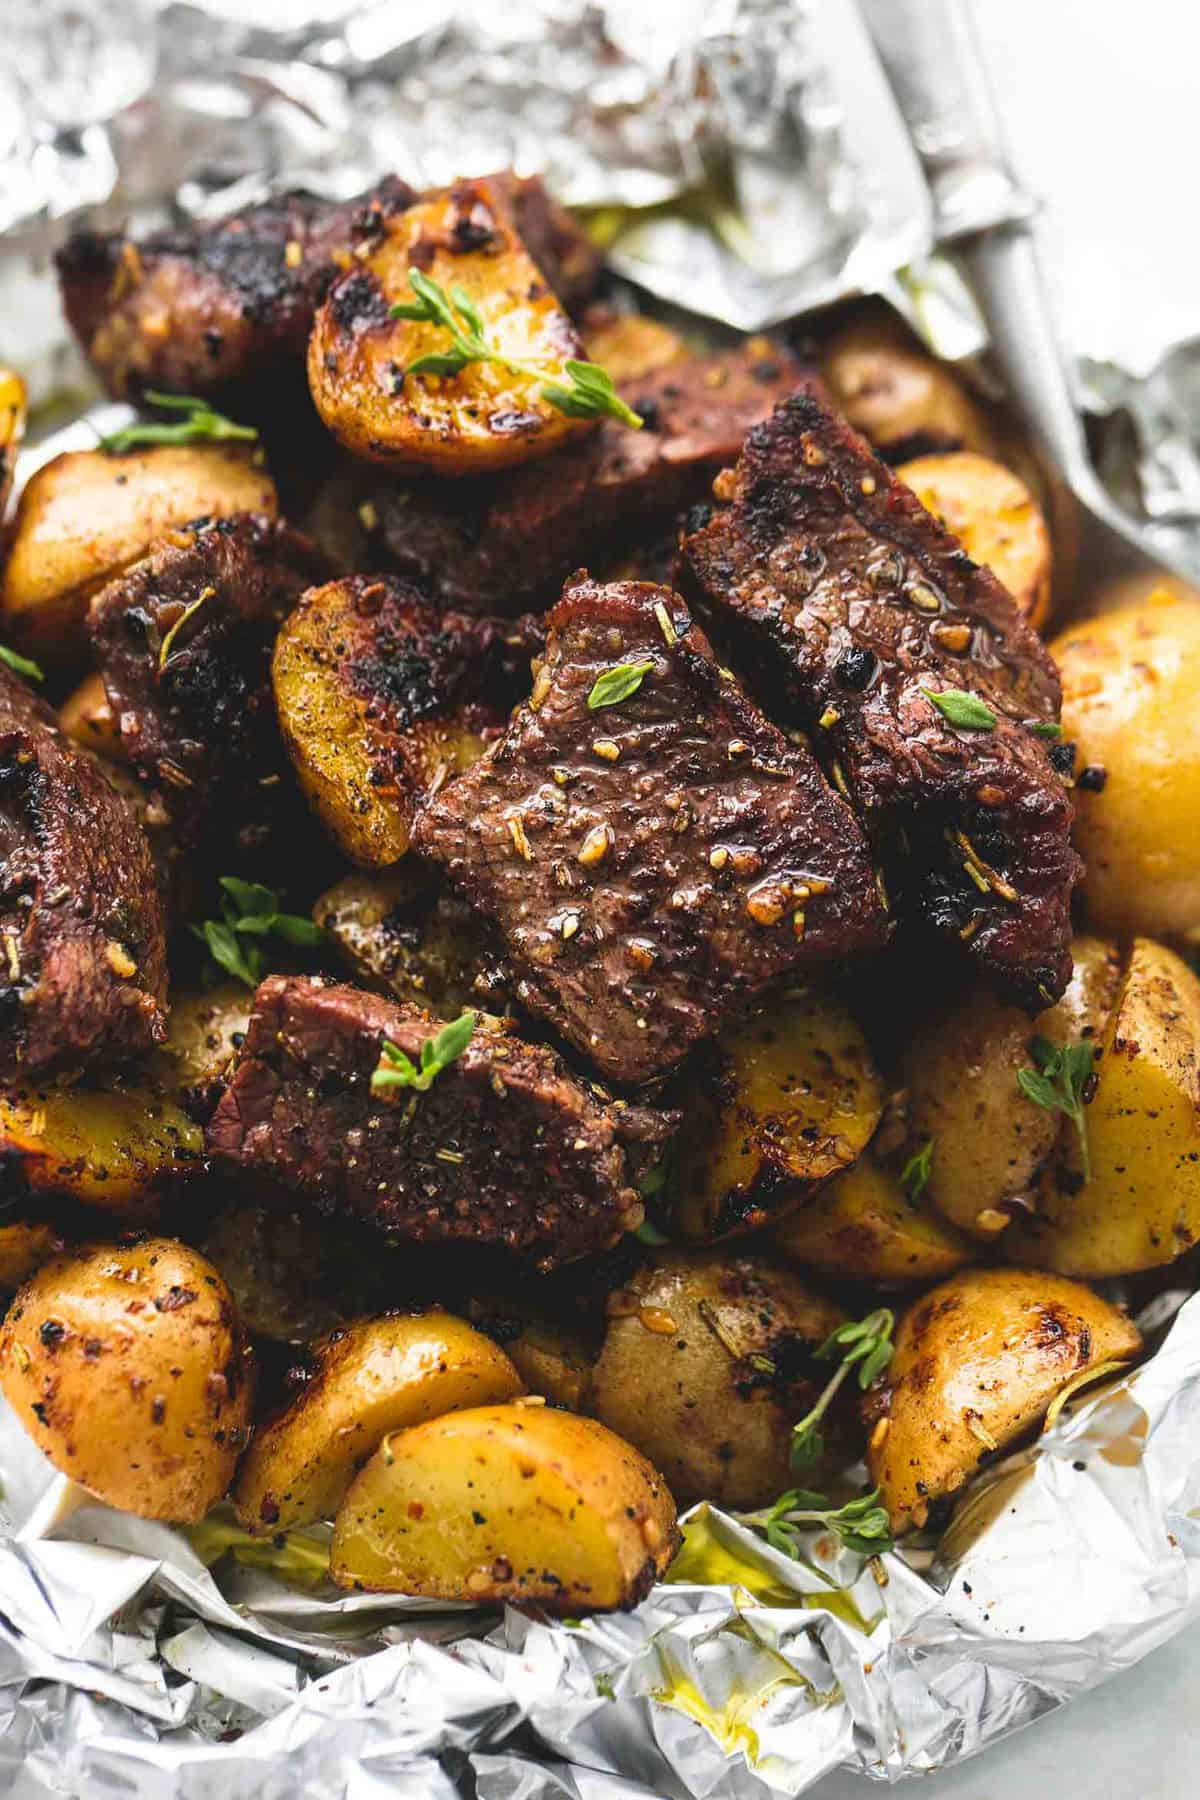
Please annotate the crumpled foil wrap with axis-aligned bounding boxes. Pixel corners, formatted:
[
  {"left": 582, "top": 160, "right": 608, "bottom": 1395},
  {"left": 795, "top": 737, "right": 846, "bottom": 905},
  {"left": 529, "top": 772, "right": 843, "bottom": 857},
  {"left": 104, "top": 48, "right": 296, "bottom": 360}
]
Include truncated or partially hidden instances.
[{"left": 4, "top": 2, "right": 1200, "bottom": 1793}]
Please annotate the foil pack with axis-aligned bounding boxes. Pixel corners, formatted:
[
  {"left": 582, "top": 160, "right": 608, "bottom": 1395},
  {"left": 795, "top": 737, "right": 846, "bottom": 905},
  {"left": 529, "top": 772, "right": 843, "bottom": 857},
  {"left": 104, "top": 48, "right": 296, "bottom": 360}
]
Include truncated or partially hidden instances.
[{"left": 3, "top": 2, "right": 1200, "bottom": 1794}]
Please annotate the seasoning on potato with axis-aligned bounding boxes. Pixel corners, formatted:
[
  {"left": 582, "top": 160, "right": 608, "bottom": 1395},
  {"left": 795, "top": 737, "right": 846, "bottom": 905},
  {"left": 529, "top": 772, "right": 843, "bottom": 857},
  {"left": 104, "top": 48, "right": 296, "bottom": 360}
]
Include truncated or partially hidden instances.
[
  {"left": 330, "top": 1400, "right": 678, "bottom": 1611},
  {"left": 896, "top": 451, "right": 1052, "bottom": 629},
  {"left": 0, "top": 1238, "right": 256, "bottom": 1521},
  {"left": 773, "top": 1151, "right": 974, "bottom": 1286}
]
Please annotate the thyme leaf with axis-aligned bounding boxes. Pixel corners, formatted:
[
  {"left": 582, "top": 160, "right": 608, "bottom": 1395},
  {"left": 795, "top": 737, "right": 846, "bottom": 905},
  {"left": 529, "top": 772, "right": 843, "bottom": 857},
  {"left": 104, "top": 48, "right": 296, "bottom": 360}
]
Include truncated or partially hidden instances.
[
  {"left": 372, "top": 1012, "right": 476, "bottom": 1097},
  {"left": 99, "top": 391, "right": 258, "bottom": 453},
  {"left": 587, "top": 659, "right": 655, "bottom": 711},
  {"left": 0, "top": 643, "right": 44, "bottom": 683},
  {"left": 790, "top": 1307, "right": 895, "bottom": 1470},
  {"left": 190, "top": 877, "right": 323, "bottom": 989},
  {"left": 1017, "top": 1035, "right": 1095, "bottom": 1181},
  {"left": 735, "top": 1484, "right": 893, "bottom": 1560},
  {"left": 900, "top": 1137, "right": 934, "bottom": 1203},
  {"left": 922, "top": 688, "right": 997, "bottom": 731}
]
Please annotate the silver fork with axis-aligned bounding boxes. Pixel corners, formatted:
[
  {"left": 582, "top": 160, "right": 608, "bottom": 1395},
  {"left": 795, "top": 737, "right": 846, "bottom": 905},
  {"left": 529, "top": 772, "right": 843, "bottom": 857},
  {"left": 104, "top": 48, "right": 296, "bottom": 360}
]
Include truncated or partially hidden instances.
[{"left": 860, "top": 0, "right": 1198, "bottom": 595}]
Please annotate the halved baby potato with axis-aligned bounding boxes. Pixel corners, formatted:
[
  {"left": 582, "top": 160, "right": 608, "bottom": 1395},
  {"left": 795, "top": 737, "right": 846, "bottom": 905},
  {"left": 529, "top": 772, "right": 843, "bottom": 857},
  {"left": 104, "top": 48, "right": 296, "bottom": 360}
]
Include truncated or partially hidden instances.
[
  {"left": 308, "top": 177, "right": 592, "bottom": 475},
  {"left": 58, "top": 672, "right": 127, "bottom": 761},
  {"left": 773, "top": 1152, "right": 974, "bottom": 1286},
  {"left": 0, "top": 368, "right": 27, "bottom": 520},
  {"left": 897, "top": 450, "right": 1052, "bottom": 629},
  {"left": 273, "top": 575, "right": 501, "bottom": 865},
  {"left": 315, "top": 863, "right": 509, "bottom": 1014},
  {"left": 818, "top": 304, "right": 997, "bottom": 461},
  {"left": 0, "top": 1071, "right": 204, "bottom": 1219},
  {"left": 0, "top": 1236, "right": 255, "bottom": 1521},
  {"left": 866, "top": 1268, "right": 1141, "bottom": 1532},
  {"left": 0, "top": 1219, "right": 61, "bottom": 1290},
  {"left": 234, "top": 1310, "right": 524, "bottom": 1534},
  {"left": 668, "top": 988, "right": 883, "bottom": 1241},
  {"left": 0, "top": 444, "right": 276, "bottom": 657},
  {"left": 330, "top": 1400, "right": 679, "bottom": 1612},
  {"left": 467, "top": 1295, "right": 599, "bottom": 1411}
]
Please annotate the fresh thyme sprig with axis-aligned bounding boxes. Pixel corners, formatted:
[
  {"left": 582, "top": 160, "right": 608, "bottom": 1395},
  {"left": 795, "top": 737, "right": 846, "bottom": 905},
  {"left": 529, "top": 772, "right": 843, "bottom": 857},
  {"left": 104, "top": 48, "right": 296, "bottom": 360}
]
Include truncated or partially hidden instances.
[
  {"left": 791, "top": 1308, "right": 895, "bottom": 1469},
  {"left": 899, "top": 1137, "right": 934, "bottom": 1203},
  {"left": 922, "top": 688, "right": 997, "bottom": 731},
  {"left": 99, "top": 391, "right": 259, "bottom": 454},
  {"left": 736, "top": 1485, "right": 893, "bottom": 1559},
  {"left": 1017, "top": 1036, "right": 1096, "bottom": 1181},
  {"left": 587, "top": 659, "right": 655, "bottom": 710},
  {"left": 0, "top": 643, "right": 43, "bottom": 683},
  {"left": 191, "top": 877, "right": 323, "bottom": 988},
  {"left": 391, "top": 270, "right": 642, "bottom": 428},
  {"left": 371, "top": 1012, "right": 476, "bottom": 1097}
]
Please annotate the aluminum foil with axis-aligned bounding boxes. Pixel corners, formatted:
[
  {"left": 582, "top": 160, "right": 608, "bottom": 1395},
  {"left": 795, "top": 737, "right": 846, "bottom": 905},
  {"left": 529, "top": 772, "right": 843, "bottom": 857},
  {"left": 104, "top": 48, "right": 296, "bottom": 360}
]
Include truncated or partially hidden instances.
[{"left": 3, "top": 1, "right": 1200, "bottom": 1793}]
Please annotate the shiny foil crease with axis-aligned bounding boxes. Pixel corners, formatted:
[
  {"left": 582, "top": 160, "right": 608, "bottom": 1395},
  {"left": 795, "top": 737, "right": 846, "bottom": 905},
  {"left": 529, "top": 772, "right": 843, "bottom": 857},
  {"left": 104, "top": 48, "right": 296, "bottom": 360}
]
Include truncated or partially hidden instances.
[{"left": 3, "top": 2, "right": 1200, "bottom": 1794}]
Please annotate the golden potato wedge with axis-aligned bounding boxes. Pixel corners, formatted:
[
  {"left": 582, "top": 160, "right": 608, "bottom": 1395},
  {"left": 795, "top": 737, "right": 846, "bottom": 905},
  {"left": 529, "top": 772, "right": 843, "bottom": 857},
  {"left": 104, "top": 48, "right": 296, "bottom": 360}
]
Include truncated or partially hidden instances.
[
  {"left": 235, "top": 1311, "right": 524, "bottom": 1534},
  {"left": 580, "top": 309, "right": 685, "bottom": 386},
  {"left": 903, "top": 935, "right": 1121, "bottom": 1241},
  {"left": 1052, "top": 594, "right": 1200, "bottom": 940},
  {"left": 866, "top": 1269, "right": 1140, "bottom": 1532},
  {"left": 897, "top": 451, "right": 1052, "bottom": 629},
  {"left": 308, "top": 177, "right": 592, "bottom": 475},
  {"left": 331, "top": 1400, "right": 678, "bottom": 1611},
  {"left": 273, "top": 575, "right": 502, "bottom": 865},
  {"left": 0, "top": 1219, "right": 61, "bottom": 1290},
  {"left": 773, "top": 1153, "right": 974, "bottom": 1285},
  {"left": 819, "top": 305, "right": 997, "bottom": 461},
  {"left": 162, "top": 982, "right": 251, "bottom": 1093},
  {"left": 58, "top": 672, "right": 127, "bottom": 761},
  {"left": 0, "top": 1071, "right": 204, "bottom": 1220},
  {"left": 589, "top": 1248, "right": 846, "bottom": 1507},
  {"left": 315, "top": 864, "right": 509, "bottom": 1014},
  {"left": 0, "top": 1237, "right": 255, "bottom": 1521},
  {"left": 467, "top": 1295, "right": 599, "bottom": 1411},
  {"left": 1013, "top": 937, "right": 1200, "bottom": 1275},
  {"left": 0, "top": 368, "right": 27, "bottom": 521},
  {"left": 0, "top": 444, "right": 276, "bottom": 658},
  {"left": 668, "top": 990, "right": 883, "bottom": 1242}
]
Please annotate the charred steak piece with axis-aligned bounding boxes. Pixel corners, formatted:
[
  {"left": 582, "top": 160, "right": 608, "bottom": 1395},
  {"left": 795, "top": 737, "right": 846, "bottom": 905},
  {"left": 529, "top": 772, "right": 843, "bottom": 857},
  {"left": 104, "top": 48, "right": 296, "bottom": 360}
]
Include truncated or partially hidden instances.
[
  {"left": 678, "top": 384, "right": 1080, "bottom": 1009},
  {"left": 0, "top": 668, "right": 168, "bottom": 1074},
  {"left": 206, "top": 976, "right": 673, "bottom": 1268},
  {"left": 368, "top": 345, "right": 803, "bottom": 612},
  {"left": 55, "top": 178, "right": 417, "bottom": 400},
  {"left": 490, "top": 172, "right": 602, "bottom": 313},
  {"left": 412, "top": 578, "right": 888, "bottom": 1086},
  {"left": 88, "top": 514, "right": 330, "bottom": 852}
]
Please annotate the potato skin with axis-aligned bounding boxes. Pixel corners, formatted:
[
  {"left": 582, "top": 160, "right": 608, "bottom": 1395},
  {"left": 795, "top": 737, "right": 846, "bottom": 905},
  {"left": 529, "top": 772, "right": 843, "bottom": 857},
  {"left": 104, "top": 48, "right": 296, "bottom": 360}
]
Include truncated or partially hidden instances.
[
  {"left": 1013, "top": 938, "right": 1200, "bottom": 1275},
  {"left": 896, "top": 451, "right": 1052, "bottom": 630},
  {"left": 1052, "top": 595, "right": 1200, "bottom": 941},
  {"left": 773, "top": 1153, "right": 974, "bottom": 1286},
  {"left": 589, "top": 1248, "right": 845, "bottom": 1507},
  {"left": 903, "top": 935, "right": 1121, "bottom": 1241},
  {"left": 669, "top": 991, "right": 883, "bottom": 1242},
  {"left": 308, "top": 178, "right": 591, "bottom": 475},
  {"left": 818, "top": 306, "right": 996, "bottom": 462},
  {"left": 0, "top": 445, "right": 276, "bottom": 657},
  {"left": 330, "top": 1400, "right": 678, "bottom": 1611},
  {"left": 866, "top": 1268, "right": 1140, "bottom": 1531},
  {"left": 0, "top": 1237, "right": 255, "bottom": 1520},
  {"left": 58, "top": 673, "right": 127, "bottom": 761}
]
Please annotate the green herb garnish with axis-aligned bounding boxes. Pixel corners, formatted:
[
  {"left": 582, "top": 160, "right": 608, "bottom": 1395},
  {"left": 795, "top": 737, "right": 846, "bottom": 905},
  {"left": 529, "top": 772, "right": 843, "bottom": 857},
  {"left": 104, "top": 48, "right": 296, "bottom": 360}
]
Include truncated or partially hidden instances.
[
  {"left": 371, "top": 1012, "right": 476, "bottom": 1097},
  {"left": 157, "top": 592, "right": 209, "bottom": 670},
  {"left": 0, "top": 643, "right": 44, "bottom": 683},
  {"left": 190, "top": 877, "right": 323, "bottom": 988},
  {"left": 900, "top": 1137, "right": 934, "bottom": 1203},
  {"left": 392, "top": 270, "right": 642, "bottom": 428},
  {"left": 587, "top": 659, "right": 655, "bottom": 711},
  {"left": 790, "top": 1308, "right": 895, "bottom": 1470},
  {"left": 736, "top": 1485, "right": 893, "bottom": 1560},
  {"left": 99, "top": 391, "right": 258, "bottom": 454},
  {"left": 1017, "top": 1036, "right": 1096, "bottom": 1181},
  {"left": 923, "top": 688, "right": 997, "bottom": 731},
  {"left": 1031, "top": 721, "right": 1064, "bottom": 739}
]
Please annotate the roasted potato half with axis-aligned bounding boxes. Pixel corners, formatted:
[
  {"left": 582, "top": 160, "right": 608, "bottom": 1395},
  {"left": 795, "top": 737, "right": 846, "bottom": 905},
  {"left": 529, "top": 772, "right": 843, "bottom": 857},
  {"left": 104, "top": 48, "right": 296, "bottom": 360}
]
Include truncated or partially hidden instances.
[
  {"left": 0, "top": 1237, "right": 255, "bottom": 1521},
  {"left": 273, "top": 575, "right": 509, "bottom": 865},
  {"left": 896, "top": 451, "right": 1052, "bottom": 629},
  {"left": 234, "top": 1311, "right": 524, "bottom": 1534},
  {"left": 580, "top": 308, "right": 685, "bottom": 386},
  {"left": 468, "top": 1295, "right": 599, "bottom": 1411},
  {"left": 1052, "top": 594, "right": 1200, "bottom": 941},
  {"left": 315, "top": 863, "right": 510, "bottom": 1014},
  {"left": 1013, "top": 937, "right": 1200, "bottom": 1275},
  {"left": 773, "top": 1153, "right": 974, "bottom": 1286},
  {"left": 163, "top": 981, "right": 252, "bottom": 1093},
  {"left": 308, "top": 177, "right": 592, "bottom": 475},
  {"left": 589, "top": 1248, "right": 846, "bottom": 1507},
  {"left": 866, "top": 1269, "right": 1140, "bottom": 1532},
  {"left": 668, "top": 989, "right": 883, "bottom": 1241},
  {"left": 58, "top": 672, "right": 126, "bottom": 761},
  {"left": 818, "top": 304, "right": 997, "bottom": 462},
  {"left": 0, "top": 368, "right": 27, "bottom": 521},
  {"left": 0, "top": 1071, "right": 204, "bottom": 1220},
  {"left": 331, "top": 1400, "right": 678, "bottom": 1611},
  {"left": 902, "top": 935, "right": 1121, "bottom": 1241},
  {"left": 0, "top": 1219, "right": 61, "bottom": 1290},
  {"left": 0, "top": 444, "right": 276, "bottom": 657}
]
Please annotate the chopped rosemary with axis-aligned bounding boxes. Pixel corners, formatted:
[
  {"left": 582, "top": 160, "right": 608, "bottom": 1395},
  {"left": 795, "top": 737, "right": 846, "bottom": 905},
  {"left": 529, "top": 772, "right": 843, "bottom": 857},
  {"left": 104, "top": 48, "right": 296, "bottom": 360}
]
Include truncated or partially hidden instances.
[
  {"left": 1017, "top": 1036, "right": 1096, "bottom": 1181},
  {"left": 372, "top": 1012, "right": 476, "bottom": 1097},
  {"left": 791, "top": 1308, "right": 895, "bottom": 1469},
  {"left": 587, "top": 659, "right": 655, "bottom": 711},
  {"left": 191, "top": 877, "right": 323, "bottom": 988},
  {"left": 0, "top": 643, "right": 43, "bottom": 683},
  {"left": 99, "top": 391, "right": 258, "bottom": 453},
  {"left": 922, "top": 688, "right": 997, "bottom": 731}
]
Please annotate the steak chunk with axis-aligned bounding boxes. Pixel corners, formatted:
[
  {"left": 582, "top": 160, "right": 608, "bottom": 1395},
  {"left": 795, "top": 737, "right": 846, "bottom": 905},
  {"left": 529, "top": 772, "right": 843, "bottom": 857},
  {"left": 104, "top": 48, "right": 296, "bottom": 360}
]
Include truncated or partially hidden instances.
[
  {"left": 369, "top": 345, "right": 803, "bottom": 612},
  {"left": 206, "top": 976, "right": 672, "bottom": 1267},
  {"left": 678, "top": 384, "right": 1081, "bottom": 1009},
  {"left": 56, "top": 179, "right": 417, "bottom": 400},
  {"left": 0, "top": 669, "right": 167, "bottom": 1074},
  {"left": 412, "top": 578, "right": 888, "bottom": 1085},
  {"left": 88, "top": 514, "right": 329, "bottom": 852}
]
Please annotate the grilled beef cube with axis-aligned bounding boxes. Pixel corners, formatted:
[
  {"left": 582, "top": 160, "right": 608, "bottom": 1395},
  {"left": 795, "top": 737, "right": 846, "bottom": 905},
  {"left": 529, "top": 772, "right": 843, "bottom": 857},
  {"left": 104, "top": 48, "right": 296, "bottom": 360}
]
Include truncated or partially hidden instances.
[
  {"left": 678, "top": 385, "right": 1081, "bottom": 1009},
  {"left": 88, "top": 514, "right": 329, "bottom": 852},
  {"left": 0, "top": 669, "right": 168, "bottom": 1074},
  {"left": 55, "top": 178, "right": 417, "bottom": 400},
  {"left": 412, "top": 578, "right": 888, "bottom": 1086},
  {"left": 368, "top": 345, "right": 802, "bottom": 612},
  {"left": 492, "top": 172, "right": 601, "bottom": 313},
  {"left": 206, "top": 976, "right": 673, "bottom": 1267}
]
